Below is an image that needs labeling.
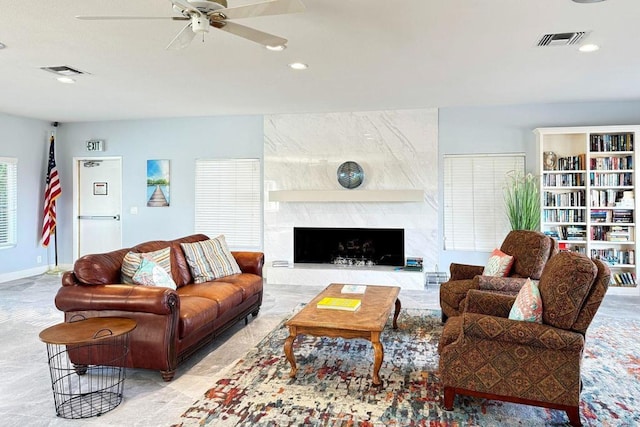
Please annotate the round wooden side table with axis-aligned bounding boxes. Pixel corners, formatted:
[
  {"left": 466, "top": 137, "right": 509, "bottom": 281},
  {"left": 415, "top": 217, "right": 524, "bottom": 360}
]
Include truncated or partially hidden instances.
[{"left": 39, "top": 316, "right": 136, "bottom": 418}]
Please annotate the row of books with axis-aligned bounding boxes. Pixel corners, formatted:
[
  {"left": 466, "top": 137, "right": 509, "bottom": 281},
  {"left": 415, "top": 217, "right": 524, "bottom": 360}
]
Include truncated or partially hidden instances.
[
  {"left": 542, "top": 173, "right": 584, "bottom": 187},
  {"left": 590, "top": 209, "right": 634, "bottom": 223},
  {"left": 591, "top": 225, "right": 632, "bottom": 241},
  {"left": 590, "top": 133, "right": 634, "bottom": 152},
  {"left": 556, "top": 154, "right": 586, "bottom": 171},
  {"left": 558, "top": 244, "right": 586, "bottom": 254},
  {"left": 543, "top": 190, "right": 585, "bottom": 207},
  {"left": 404, "top": 257, "right": 423, "bottom": 271},
  {"left": 544, "top": 209, "right": 585, "bottom": 223},
  {"left": 610, "top": 272, "right": 637, "bottom": 287},
  {"left": 590, "top": 189, "right": 625, "bottom": 207},
  {"left": 590, "top": 172, "right": 633, "bottom": 187},
  {"left": 545, "top": 226, "right": 586, "bottom": 241},
  {"left": 591, "top": 249, "right": 635, "bottom": 266},
  {"left": 590, "top": 156, "right": 633, "bottom": 171}
]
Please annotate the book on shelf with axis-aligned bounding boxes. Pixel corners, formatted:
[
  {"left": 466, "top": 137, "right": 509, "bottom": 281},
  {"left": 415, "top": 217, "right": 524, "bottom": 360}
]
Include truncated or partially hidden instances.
[
  {"left": 611, "top": 272, "right": 637, "bottom": 287},
  {"left": 316, "top": 297, "right": 362, "bottom": 311},
  {"left": 341, "top": 284, "right": 366, "bottom": 294}
]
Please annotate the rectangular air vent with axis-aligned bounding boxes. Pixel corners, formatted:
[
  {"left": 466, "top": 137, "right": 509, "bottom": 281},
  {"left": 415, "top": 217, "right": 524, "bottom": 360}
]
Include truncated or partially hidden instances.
[
  {"left": 537, "top": 32, "right": 588, "bottom": 47},
  {"left": 40, "top": 65, "right": 86, "bottom": 76}
]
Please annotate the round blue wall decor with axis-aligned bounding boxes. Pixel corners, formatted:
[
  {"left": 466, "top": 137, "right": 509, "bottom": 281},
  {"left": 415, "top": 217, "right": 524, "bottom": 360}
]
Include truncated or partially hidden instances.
[{"left": 337, "top": 161, "right": 364, "bottom": 189}]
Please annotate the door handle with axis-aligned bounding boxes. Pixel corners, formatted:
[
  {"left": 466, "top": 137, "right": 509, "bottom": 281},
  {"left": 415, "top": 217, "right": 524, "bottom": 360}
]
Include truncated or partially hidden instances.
[{"left": 78, "top": 215, "right": 120, "bottom": 221}]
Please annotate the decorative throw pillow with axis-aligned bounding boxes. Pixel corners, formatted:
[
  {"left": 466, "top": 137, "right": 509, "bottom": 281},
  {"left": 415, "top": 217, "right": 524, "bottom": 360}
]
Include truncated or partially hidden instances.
[
  {"left": 508, "top": 278, "right": 543, "bottom": 323},
  {"left": 483, "top": 248, "right": 514, "bottom": 277},
  {"left": 132, "top": 257, "right": 177, "bottom": 290},
  {"left": 180, "top": 235, "right": 241, "bottom": 283},
  {"left": 121, "top": 247, "right": 172, "bottom": 284}
]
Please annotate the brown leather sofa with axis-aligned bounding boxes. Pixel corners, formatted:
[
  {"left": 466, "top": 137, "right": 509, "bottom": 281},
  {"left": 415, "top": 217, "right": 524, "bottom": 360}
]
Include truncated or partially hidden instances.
[{"left": 55, "top": 234, "right": 264, "bottom": 381}]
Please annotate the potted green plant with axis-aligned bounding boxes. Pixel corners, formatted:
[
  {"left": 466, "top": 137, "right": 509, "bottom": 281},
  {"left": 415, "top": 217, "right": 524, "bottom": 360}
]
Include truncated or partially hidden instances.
[{"left": 504, "top": 170, "right": 540, "bottom": 231}]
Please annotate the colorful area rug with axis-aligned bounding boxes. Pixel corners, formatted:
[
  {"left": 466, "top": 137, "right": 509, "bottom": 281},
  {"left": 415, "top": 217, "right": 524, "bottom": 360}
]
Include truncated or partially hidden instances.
[{"left": 174, "top": 309, "right": 640, "bottom": 426}]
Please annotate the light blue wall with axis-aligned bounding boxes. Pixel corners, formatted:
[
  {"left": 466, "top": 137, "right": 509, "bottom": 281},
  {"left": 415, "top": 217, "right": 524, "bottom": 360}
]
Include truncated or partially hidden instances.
[
  {"left": 54, "top": 115, "right": 264, "bottom": 266},
  {"left": 5, "top": 100, "right": 640, "bottom": 280},
  {"left": 0, "top": 113, "right": 53, "bottom": 276},
  {"left": 438, "top": 100, "right": 640, "bottom": 270}
]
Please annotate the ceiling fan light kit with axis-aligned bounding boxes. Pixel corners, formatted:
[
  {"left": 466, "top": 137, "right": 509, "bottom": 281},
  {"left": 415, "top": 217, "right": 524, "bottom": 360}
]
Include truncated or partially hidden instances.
[{"left": 76, "top": 0, "right": 305, "bottom": 49}]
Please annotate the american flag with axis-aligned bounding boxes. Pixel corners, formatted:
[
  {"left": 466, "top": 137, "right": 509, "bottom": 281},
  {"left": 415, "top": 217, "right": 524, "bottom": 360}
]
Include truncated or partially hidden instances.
[{"left": 41, "top": 135, "right": 62, "bottom": 247}]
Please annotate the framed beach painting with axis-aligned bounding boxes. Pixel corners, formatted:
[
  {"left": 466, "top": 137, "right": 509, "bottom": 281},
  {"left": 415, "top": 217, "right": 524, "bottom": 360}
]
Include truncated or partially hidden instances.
[{"left": 147, "top": 159, "right": 170, "bottom": 207}]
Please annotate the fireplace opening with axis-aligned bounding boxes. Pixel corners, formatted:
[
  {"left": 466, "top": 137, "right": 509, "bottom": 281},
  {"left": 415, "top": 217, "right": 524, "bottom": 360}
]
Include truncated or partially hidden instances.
[{"left": 294, "top": 227, "right": 405, "bottom": 267}]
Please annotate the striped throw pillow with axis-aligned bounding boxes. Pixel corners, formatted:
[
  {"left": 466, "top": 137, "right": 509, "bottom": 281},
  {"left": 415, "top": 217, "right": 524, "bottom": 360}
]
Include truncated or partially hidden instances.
[
  {"left": 180, "top": 235, "right": 241, "bottom": 283},
  {"left": 121, "top": 247, "right": 171, "bottom": 284}
]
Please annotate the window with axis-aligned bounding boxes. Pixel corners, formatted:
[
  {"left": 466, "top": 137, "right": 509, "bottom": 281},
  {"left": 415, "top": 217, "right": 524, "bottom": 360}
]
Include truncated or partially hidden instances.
[
  {"left": 443, "top": 154, "right": 525, "bottom": 251},
  {"left": 194, "top": 159, "right": 261, "bottom": 250},
  {"left": 0, "top": 158, "right": 17, "bottom": 248}
]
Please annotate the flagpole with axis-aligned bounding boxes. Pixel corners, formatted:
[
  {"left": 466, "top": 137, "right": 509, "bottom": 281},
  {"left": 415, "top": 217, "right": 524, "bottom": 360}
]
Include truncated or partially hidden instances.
[{"left": 45, "top": 128, "right": 64, "bottom": 276}]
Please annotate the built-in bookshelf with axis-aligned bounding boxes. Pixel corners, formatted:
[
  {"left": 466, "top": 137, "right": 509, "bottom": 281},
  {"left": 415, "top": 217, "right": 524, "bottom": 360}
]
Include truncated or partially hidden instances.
[{"left": 535, "top": 126, "right": 640, "bottom": 295}]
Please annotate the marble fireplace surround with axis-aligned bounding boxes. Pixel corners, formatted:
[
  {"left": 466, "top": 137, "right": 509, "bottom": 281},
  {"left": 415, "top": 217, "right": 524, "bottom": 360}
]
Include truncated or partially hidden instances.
[{"left": 264, "top": 109, "right": 438, "bottom": 290}]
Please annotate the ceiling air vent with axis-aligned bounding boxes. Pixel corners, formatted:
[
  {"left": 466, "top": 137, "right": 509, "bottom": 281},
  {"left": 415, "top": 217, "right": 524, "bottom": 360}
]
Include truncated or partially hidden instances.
[
  {"left": 40, "top": 65, "right": 86, "bottom": 76},
  {"left": 537, "top": 31, "right": 588, "bottom": 47}
]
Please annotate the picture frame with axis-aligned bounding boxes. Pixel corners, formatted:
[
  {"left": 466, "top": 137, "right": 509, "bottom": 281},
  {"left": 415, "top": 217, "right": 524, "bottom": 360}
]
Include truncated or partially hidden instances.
[{"left": 147, "top": 159, "right": 170, "bottom": 207}]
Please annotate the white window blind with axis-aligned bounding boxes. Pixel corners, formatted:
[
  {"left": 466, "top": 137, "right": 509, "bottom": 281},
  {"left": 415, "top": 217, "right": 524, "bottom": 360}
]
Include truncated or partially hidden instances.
[
  {"left": 444, "top": 154, "right": 525, "bottom": 251},
  {"left": 0, "top": 158, "right": 18, "bottom": 248},
  {"left": 194, "top": 159, "right": 261, "bottom": 250}
]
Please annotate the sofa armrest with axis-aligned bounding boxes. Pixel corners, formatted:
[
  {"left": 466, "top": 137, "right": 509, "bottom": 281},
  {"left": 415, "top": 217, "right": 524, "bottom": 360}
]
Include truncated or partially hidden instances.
[
  {"left": 449, "top": 263, "right": 484, "bottom": 281},
  {"left": 464, "top": 289, "right": 516, "bottom": 318},
  {"left": 232, "top": 251, "right": 264, "bottom": 277},
  {"left": 55, "top": 284, "right": 178, "bottom": 316},
  {"left": 474, "top": 276, "right": 531, "bottom": 293},
  {"left": 462, "top": 312, "right": 584, "bottom": 351}
]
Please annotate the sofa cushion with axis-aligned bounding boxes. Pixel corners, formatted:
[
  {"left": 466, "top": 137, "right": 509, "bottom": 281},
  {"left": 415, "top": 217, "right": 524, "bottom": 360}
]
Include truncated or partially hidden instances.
[
  {"left": 177, "top": 282, "right": 243, "bottom": 316},
  {"left": 121, "top": 247, "right": 171, "bottom": 284},
  {"left": 508, "top": 278, "right": 543, "bottom": 323},
  {"left": 500, "top": 230, "right": 553, "bottom": 279},
  {"left": 539, "top": 251, "right": 597, "bottom": 329},
  {"left": 180, "top": 235, "right": 241, "bottom": 283},
  {"left": 132, "top": 258, "right": 177, "bottom": 290},
  {"left": 213, "top": 273, "right": 263, "bottom": 301},
  {"left": 482, "top": 248, "right": 514, "bottom": 277},
  {"left": 177, "top": 296, "right": 219, "bottom": 339}
]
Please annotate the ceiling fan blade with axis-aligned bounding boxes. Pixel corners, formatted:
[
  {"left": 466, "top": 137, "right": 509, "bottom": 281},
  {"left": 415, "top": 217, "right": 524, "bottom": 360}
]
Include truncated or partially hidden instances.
[
  {"left": 76, "top": 16, "right": 188, "bottom": 21},
  {"left": 217, "top": 0, "right": 305, "bottom": 20},
  {"left": 170, "top": 0, "right": 203, "bottom": 16},
  {"left": 166, "top": 23, "right": 196, "bottom": 50},
  {"left": 211, "top": 20, "right": 287, "bottom": 47}
]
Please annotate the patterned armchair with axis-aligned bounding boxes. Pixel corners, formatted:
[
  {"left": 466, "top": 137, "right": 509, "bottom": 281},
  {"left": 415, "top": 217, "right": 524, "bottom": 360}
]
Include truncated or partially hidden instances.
[
  {"left": 439, "top": 230, "right": 558, "bottom": 322},
  {"left": 438, "top": 252, "right": 610, "bottom": 427}
]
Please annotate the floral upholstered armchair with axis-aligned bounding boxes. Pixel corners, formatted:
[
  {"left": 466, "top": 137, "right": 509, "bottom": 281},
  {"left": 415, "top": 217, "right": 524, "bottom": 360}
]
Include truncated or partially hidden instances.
[
  {"left": 439, "top": 230, "right": 558, "bottom": 322},
  {"left": 438, "top": 252, "right": 610, "bottom": 427}
]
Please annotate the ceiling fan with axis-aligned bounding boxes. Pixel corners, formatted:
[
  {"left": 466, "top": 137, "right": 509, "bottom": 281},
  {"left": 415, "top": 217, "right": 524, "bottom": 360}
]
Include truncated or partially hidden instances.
[{"left": 76, "top": 0, "right": 305, "bottom": 50}]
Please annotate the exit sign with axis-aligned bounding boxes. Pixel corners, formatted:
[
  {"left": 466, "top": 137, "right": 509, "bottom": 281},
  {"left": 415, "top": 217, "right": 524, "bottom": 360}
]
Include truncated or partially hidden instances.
[{"left": 86, "top": 139, "right": 104, "bottom": 152}]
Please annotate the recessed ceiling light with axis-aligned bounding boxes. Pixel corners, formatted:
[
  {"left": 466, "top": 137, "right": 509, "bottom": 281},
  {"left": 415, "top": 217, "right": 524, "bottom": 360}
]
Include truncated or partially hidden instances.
[
  {"left": 0, "top": 42, "right": 6, "bottom": 49},
  {"left": 572, "top": 0, "right": 606, "bottom": 3},
  {"left": 56, "top": 77, "right": 76, "bottom": 84},
  {"left": 579, "top": 43, "right": 600, "bottom": 52},
  {"left": 288, "top": 62, "right": 308, "bottom": 70},
  {"left": 266, "top": 44, "right": 286, "bottom": 51}
]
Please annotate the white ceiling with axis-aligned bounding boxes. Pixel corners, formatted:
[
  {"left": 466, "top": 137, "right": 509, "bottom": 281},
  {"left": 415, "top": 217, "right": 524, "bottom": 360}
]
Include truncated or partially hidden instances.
[{"left": 1, "top": 0, "right": 639, "bottom": 123}]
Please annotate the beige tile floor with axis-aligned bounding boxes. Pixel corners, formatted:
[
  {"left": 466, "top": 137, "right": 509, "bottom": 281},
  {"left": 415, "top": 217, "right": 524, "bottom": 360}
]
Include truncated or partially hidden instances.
[{"left": 0, "top": 273, "right": 637, "bottom": 426}]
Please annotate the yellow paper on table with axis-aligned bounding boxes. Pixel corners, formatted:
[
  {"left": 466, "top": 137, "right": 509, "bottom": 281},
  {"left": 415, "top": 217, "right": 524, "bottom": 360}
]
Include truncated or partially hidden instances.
[{"left": 316, "top": 297, "right": 361, "bottom": 311}]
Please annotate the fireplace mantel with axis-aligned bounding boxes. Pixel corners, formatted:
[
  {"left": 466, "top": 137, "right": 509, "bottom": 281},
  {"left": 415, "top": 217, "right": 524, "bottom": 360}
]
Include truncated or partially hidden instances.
[{"left": 268, "top": 190, "right": 424, "bottom": 203}]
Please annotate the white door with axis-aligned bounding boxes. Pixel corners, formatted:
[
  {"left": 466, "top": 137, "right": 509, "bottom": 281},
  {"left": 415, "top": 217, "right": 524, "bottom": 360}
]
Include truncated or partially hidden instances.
[{"left": 73, "top": 157, "right": 122, "bottom": 259}]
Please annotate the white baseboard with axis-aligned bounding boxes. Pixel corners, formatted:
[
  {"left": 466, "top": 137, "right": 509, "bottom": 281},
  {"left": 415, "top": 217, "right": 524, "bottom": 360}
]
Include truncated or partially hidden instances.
[{"left": 0, "top": 264, "right": 73, "bottom": 284}]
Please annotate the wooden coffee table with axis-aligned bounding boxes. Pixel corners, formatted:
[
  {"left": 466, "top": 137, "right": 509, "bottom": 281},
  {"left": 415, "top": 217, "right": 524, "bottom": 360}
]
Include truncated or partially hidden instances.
[{"left": 284, "top": 283, "right": 401, "bottom": 387}]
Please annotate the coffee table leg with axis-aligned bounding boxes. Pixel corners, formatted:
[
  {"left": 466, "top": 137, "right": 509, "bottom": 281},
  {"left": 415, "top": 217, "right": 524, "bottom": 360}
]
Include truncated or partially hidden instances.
[
  {"left": 371, "top": 331, "right": 383, "bottom": 387},
  {"left": 393, "top": 298, "right": 401, "bottom": 329},
  {"left": 284, "top": 327, "right": 297, "bottom": 378}
]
